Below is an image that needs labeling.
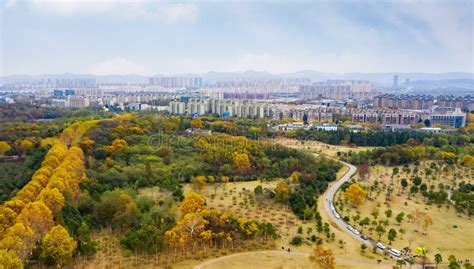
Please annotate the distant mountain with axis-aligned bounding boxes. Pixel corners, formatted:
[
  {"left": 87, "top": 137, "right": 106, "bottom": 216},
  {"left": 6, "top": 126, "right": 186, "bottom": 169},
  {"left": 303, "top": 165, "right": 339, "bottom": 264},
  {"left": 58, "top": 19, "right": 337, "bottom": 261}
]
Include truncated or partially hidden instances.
[{"left": 2, "top": 71, "right": 473, "bottom": 87}]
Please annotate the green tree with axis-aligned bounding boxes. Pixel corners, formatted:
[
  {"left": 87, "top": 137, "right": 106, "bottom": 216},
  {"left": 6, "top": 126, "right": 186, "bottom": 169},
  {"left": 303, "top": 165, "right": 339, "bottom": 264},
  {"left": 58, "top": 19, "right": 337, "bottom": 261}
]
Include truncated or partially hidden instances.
[
  {"left": 434, "top": 253, "right": 442, "bottom": 269},
  {"left": 387, "top": 228, "right": 397, "bottom": 244}
]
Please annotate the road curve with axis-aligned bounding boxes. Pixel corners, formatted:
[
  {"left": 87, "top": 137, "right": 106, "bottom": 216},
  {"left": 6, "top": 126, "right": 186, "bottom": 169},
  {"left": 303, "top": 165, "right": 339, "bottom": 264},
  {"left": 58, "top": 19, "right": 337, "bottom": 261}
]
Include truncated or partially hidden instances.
[{"left": 322, "top": 161, "right": 372, "bottom": 246}]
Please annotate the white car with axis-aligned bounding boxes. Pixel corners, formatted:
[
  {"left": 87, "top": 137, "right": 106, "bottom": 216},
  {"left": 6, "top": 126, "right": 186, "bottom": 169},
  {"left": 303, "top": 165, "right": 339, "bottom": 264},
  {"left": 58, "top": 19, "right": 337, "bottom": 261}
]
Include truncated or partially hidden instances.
[
  {"left": 346, "top": 225, "right": 354, "bottom": 232},
  {"left": 334, "top": 213, "right": 341, "bottom": 219},
  {"left": 389, "top": 248, "right": 401, "bottom": 257},
  {"left": 352, "top": 229, "right": 360, "bottom": 235},
  {"left": 376, "top": 242, "right": 386, "bottom": 250}
]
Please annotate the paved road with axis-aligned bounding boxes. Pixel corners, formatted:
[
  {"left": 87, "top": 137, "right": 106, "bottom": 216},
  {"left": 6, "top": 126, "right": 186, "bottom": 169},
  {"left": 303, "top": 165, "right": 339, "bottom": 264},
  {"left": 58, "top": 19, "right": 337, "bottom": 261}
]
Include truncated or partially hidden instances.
[
  {"left": 322, "top": 161, "right": 371, "bottom": 245},
  {"left": 323, "top": 160, "right": 405, "bottom": 261},
  {"left": 192, "top": 250, "right": 394, "bottom": 269}
]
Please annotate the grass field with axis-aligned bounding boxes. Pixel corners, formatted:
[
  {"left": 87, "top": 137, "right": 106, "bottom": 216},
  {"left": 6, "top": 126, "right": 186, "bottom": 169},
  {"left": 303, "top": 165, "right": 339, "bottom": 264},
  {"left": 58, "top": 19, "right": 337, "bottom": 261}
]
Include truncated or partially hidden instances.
[
  {"left": 334, "top": 162, "right": 474, "bottom": 261},
  {"left": 274, "top": 138, "right": 378, "bottom": 158}
]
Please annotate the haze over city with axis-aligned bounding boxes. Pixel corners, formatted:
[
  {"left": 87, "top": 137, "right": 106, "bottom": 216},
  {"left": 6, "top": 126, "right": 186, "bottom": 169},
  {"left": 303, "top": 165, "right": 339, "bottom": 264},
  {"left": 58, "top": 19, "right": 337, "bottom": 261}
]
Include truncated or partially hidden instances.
[{"left": 2, "top": 0, "right": 473, "bottom": 76}]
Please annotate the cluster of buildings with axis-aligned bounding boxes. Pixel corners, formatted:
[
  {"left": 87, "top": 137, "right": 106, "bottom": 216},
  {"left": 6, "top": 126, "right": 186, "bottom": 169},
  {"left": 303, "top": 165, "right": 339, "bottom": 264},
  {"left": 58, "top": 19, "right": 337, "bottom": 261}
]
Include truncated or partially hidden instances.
[
  {"left": 299, "top": 80, "right": 375, "bottom": 101},
  {"left": 169, "top": 98, "right": 273, "bottom": 118},
  {"left": 168, "top": 97, "right": 468, "bottom": 128},
  {"left": 351, "top": 108, "right": 466, "bottom": 127},
  {"left": 148, "top": 76, "right": 202, "bottom": 88},
  {"left": 374, "top": 94, "right": 474, "bottom": 112}
]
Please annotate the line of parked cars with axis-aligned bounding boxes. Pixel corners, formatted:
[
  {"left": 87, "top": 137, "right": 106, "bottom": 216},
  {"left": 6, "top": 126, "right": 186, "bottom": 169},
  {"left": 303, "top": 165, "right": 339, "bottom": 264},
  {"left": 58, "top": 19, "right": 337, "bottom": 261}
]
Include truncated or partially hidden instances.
[
  {"left": 376, "top": 242, "right": 401, "bottom": 258},
  {"left": 328, "top": 200, "right": 403, "bottom": 260},
  {"left": 329, "top": 201, "right": 340, "bottom": 219}
]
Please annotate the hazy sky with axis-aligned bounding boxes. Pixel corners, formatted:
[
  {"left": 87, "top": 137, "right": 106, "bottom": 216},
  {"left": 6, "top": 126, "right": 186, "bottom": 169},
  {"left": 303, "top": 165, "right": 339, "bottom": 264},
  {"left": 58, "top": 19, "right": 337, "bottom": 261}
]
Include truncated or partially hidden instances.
[{"left": 1, "top": 0, "right": 473, "bottom": 76}]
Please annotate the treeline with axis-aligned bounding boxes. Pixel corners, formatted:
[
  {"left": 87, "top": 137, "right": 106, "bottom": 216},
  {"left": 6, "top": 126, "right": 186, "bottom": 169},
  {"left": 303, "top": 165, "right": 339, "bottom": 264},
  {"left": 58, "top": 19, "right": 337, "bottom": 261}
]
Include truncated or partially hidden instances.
[
  {"left": 341, "top": 143, "right": 474, "bottom": 167},
  {"left": 0, "top": 103, "right": 105, "bottom": 123},
  {"left": 294, "top": 128, "right": 472, "bottom": 147},
  {"left": 0, "top": 121, "right": 96, "bottom": 267}
]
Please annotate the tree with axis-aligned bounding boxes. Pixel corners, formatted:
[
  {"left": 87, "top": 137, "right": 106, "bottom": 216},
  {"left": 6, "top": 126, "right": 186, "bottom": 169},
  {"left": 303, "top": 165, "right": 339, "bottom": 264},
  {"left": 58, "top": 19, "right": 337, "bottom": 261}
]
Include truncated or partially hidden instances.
[
  {"left": 360, "top": 243, "right": 367, "bottom": 253},
  {"left": 191, "top": 118, "right": 203, "bottom": 129},
  {"left": 415, "top": 246, "right": 428, "bottom": 269},
  {"left": 344, "top": 183, "right": 367, "bottom": 206},
  {"left": 0, "top": 249, "right": 22, "bottom": 269},
  {"left": 0, "top": 141, "right": 11, "bottom": 156},
  {"left": 41, "top": 225, "right": 77, "bottom": 267},
  {"left": 375, "top": 224, "right": 386, "bottom": 241},
  {"left": 289, "top": 171, "right": 301, "bottom": 184},
  {"left": 395, "top": 212, "right": 405, "bottom": 224},
  {"left": 401, "top": 178, "right": 408, "bottom": 192},
  {"left": 384, "top": 209, "right": 392, "bottom": 219},
  {"left": 387, "top": 228, "right": 397, "bottom": 244},
  {"left": 193, "top": 176, "right": 207, "bottom": 192},
  {"left": 274, "top": 182, "right": 289, "bottom": 202},
  {"left": 309, "top": 245, "right": 336, "bottom": 269},
  {"left": 434, "top": 253, "right": 442, "bottom": 269},
  {"left": 39, "top": 188, "right": 65, "bottom": 216},
  {"left": 233, "top": 153, "right": 251, "bottom": 173},
  {"left": 448, "top": 255, "right": 460, "bottom": 269},
  {"left": 180, "top": 192, "right": 206, "bottom": 215}
]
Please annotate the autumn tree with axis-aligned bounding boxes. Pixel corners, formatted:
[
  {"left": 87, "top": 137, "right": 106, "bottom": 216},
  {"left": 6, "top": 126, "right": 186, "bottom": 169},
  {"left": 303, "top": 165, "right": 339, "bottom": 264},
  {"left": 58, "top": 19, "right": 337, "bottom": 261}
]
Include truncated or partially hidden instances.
[
  {"left": 275, "top": 182, "right": 290, "bottom": 202},
  {"left": 344, "top": 183, "right": 367, "bottom": 206},
  {"left": 191, "top": 118, "right": 203, "bottom": 129},
  {"left": 180, "top": 192, "right": 206, "bottom": 215},
  {"left": 39, "top": 188, "right": 65, "bottom": 217},
  {"left": 105, "top": 139, "right": 128, "bottom": 155},
  {"left": 309, "top": 244, "right": 336, "bottom": 269},
  {"left": 0, "top": 249, "right": 22, "bottom": 269},
  {"left": 0, "top": 141, "right": 11, "bottom": 156},
  {"left": 233, "top": 153, "right": 251, "bottom": 173},
  {"left": 193, "top": 176, "right": 207, "bottom": 192},
  {"left": 40, "top": 225, "right": 77, "bottom": 267}
]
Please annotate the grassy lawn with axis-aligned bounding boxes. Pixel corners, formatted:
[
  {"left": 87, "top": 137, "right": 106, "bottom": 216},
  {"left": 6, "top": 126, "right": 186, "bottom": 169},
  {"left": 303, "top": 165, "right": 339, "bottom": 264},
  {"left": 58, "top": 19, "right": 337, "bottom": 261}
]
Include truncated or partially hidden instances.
[{"left": 274, "top": 138, "right": 378, "bottom": 158}]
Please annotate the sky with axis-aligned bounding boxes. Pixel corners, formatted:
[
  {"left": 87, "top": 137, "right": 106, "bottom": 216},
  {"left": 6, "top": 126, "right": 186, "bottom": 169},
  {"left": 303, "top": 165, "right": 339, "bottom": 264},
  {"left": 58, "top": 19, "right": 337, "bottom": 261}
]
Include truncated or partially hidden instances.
[{"left": 1, "top": 0, "right": 473, "bottom": 76}]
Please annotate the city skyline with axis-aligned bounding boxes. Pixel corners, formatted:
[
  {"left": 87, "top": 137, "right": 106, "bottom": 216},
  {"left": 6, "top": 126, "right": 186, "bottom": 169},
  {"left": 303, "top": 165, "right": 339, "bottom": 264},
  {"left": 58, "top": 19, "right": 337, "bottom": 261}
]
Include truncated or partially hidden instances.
[{"left": 1, "top": 0, "right": 473, "bottom": 76}]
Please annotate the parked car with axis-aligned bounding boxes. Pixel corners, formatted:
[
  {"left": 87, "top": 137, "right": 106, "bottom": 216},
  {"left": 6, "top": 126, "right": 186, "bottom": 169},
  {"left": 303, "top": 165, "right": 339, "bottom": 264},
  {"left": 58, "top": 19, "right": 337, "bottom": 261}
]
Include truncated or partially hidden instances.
[
  {"left": 389, "top": 248, "right": 401, "bottom": 257},
  {"left": 360, "top": 234, "right": 368, "bottom": 240},
  {"left": 376, "top": 242, "right": 386, "bottom": 250}
]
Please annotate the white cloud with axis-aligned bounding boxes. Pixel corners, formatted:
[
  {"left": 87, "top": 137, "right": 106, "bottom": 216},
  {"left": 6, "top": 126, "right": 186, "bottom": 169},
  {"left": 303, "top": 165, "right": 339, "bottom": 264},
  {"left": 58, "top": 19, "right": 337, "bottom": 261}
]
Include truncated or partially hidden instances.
[
  {"left": 88, "top": 57, "right": 150, "bottom": 75},
  {"left": 8, "top": 0, "right": 199, "bottom": 24}
]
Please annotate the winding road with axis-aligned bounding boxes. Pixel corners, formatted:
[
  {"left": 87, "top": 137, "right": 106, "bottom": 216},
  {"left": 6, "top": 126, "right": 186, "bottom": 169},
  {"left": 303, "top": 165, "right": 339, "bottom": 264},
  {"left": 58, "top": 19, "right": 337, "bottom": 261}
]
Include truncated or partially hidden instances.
[{"left": 323, "top": 161, "right": 374, "bottom": 246}]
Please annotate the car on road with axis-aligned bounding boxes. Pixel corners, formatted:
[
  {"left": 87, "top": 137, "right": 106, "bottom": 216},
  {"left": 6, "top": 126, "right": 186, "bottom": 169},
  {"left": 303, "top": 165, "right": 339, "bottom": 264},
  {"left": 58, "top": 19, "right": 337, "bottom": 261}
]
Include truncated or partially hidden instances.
[
  {"left": 376, "top": 242, "right": 386, "bottom": 250},
  {"left": 352, "top": 229, "right": 360, "bottom": 235},
  {"left": 346, "top": 225, "right": 354, "bottom": 232},
  {"left": 334, "top": 213, "right": 340, "bottom": 219},
  {"left": 389, "top": 248, "right": 401, "bottom": 257},
  {"left": 360, "top": 234, "right": 368, "bottom": 240}
]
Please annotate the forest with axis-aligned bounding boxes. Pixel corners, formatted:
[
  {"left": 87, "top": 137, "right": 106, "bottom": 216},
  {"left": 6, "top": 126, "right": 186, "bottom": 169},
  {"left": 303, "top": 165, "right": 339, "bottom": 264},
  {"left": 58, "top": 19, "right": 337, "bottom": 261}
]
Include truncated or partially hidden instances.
[{"left": 0, "top": 113, "right": 341, "bottom": 267}]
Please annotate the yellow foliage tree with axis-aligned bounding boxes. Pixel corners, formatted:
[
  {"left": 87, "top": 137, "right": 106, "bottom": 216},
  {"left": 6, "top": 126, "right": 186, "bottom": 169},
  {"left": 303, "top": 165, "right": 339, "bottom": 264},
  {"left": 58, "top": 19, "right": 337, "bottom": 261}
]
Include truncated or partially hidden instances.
[
  {"left": 191, "top": 118, "right": 203, "bottom": 129},
  {"left": 193, "top": 176, "right": 207, "bottom": 192},
  {"left": 0, "top": 141, "right": 11, "bottom": 156},
  {"left": 180, "top": 192, "right": 206, "bottom": 215},
  {"left": 274, "top": 182, "right": 290, "bottom": 202},
  {"left": 0, "top": 249, "right": 23, "bottom": 269},
  {"left": 40, "top": 225, "right": 77, "bottom": 267},
  {"left": 17, "top": 201, "right": 53, "bottom": 238},
  {"left": 39, "top": 188, "right": 65, "bottom": 216},
  {"left": 344, "top": 183, "right": 367, "bottom": 206},
  {"left": 233, "top": 153, "right": 251, "bottom": 173},
  {"left": 309, "top": 245, "right": 336, "bottom": 269}
]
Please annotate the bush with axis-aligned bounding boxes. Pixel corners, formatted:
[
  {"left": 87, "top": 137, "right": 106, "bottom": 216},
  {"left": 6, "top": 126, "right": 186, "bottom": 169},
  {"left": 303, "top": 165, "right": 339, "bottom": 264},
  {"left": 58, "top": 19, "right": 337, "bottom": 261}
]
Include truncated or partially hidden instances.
[{"left": 290, "top": 235, "right": 303, "bottom": 246}]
